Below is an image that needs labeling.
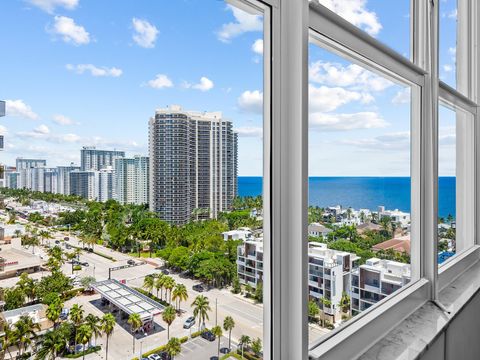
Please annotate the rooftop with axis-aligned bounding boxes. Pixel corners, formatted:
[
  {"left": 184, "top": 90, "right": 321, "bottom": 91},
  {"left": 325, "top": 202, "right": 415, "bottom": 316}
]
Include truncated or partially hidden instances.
[{"left": 92, "top": 279, "right": 165, "bottom": 320}]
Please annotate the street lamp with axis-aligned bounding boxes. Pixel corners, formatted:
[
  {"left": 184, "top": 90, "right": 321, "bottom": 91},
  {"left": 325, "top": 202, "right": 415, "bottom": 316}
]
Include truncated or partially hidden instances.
[{"left": 139, "top": 340, "right": 143, "bottom": 360}]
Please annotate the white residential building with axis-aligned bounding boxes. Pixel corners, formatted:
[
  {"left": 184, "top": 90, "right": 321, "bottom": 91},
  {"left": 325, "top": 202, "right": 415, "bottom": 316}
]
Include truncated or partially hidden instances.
[
  {"left": 69, "top": 170, "right": 99, "bottom": 201},
  {"left": 308, "top": 223, "right": 333, "bottom": 239},
  {"left": 351, "top": 258, "right": 411, "bottom": 315},
  {"left": 44, "top": 169, "right": 58, "bottom": 193},
  {"left": 98, "top": 167, "right": 115, "bottom": 202},
  {"left": 56, "top": 164, "right": 80, "bottom": 195},
  {"left": 114, "top": 156, "right": 149, "bottom": 205},
  {"left": 378, "top": 206, "right": 411, "bottom": 228},
  {"left": 237, "top": 240, "right": 264, "bottom": 289},
  {"left": 223, "top": 228, "right": 252, "bottom": 241}
]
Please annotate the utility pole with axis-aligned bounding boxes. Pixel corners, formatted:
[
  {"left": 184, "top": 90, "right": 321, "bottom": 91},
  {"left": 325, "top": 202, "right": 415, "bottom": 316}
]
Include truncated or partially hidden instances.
[{"left": 215, "top": 298, "right": 218, "bottom": 326}]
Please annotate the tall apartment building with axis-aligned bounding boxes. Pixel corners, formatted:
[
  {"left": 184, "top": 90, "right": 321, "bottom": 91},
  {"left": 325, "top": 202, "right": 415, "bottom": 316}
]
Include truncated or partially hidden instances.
[
  {"left": 114, "top": 156, "right": 149, "bottom": 205},
  {"left": 351, "top": 258, "right": 411, "bottom": 315},
  {"left": 81, "top": 146, "right": 125, "bottom": 171},
  {"left": 0, "top": 101, "right": 4, "bottom": 189},
  {"left": 15, "top": 159, "right": 47, "bottom": 191},
  {"left": 56, "top": 164, "right": 80, "bottom": 195},
  {"left": 149, "top": 105, "right": 238, "bottom": 225},
  {"left": 98, "top": 167, "right": 115, "bottom": 202},
  {"left": 69, "top": 170, "right": 99, "bottom": 200},
  {"left": 43, "top": 169, "right": 58, "bottom": 193},
  {"left": 16, "top": 158, "right": 47, "bottom": 170},
  {"left": 6, "top": 171, "right": 19, "bottom": 189}
]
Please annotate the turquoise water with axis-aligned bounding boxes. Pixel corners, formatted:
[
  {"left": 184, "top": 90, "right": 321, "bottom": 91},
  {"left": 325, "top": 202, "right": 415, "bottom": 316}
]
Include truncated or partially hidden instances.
[{"left": 238, "top": 176, "right": 456, "bottom": 218}]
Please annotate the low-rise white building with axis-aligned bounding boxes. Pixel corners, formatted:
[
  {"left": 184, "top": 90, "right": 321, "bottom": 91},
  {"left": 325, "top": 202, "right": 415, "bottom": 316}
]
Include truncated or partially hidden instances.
[
  {"left": 308, "top": 223, "right": 332, "bottom": 239},
  {"left": 351, "top": 258, "right": 411, "bottom": 314},
  {"left": 378, "top": 206, "right": 411, "bottom": 228},
  {"left": 223, "top": 228, "right": 252, "bottom": 241}
]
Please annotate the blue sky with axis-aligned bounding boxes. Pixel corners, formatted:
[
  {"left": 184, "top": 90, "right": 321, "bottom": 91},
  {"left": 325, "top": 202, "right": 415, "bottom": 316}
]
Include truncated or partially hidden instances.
[{"left": 0, "top": 0, "right": 458, "bottom": 176}]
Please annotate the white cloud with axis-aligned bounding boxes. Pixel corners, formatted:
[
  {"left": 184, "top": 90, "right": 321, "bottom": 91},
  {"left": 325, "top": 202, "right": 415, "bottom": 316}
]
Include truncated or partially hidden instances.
[
  {"left": 0, "top": 125, "right": 7, "bottom": 135},
  {"left": 237, "top": 90, "right": 263, "bottom": 114},
  {"left": 447, "top": 9, "right": 457, "bottom": 19},
  {"left": 65, "top": 64, "right": 123, "bottom": 77},
  {"left": 184, "top": 77, "right": 214, "bottom": 92},
  {"left": 341, "top": 131, "right": 410, "bottom": 150},
  {"left": 448, "top": 47, "right": 456, "bottom": 56},
  {"left": 392, "top": 88, "right": 411, "bottom": 105},
  {"left": 310, "top": 112, "right": 388, "bottom": 131},
  {"left": 309, "top": 60, "right": 393, "bottom": 92},
  {"left": 317, "top": 0, "right": 382, "bottom": 36},
  {"left": 50, "top": 16, "right": 90, "bottom": 45},
  {"left": 5, "top": 100, "right": 39, "bottom": 120},
  {"left": 53, "top": 114, "right": 77, "bottom": 125},
  {"left": 309, "top": 84, "right": 372, "bottom": 113},
  {"left": 27, "top": 0, "right": 78, "bottom": 13},
  {"left": 34, "top": 124, "right": 50, "bottom": 134},
  {"left": 146, "top": 74, "right": 173, "bottom": 89},
  {"left": 234, "top": 126, "right": 263, "bottom": 138},
  {"left": 443, "top": 64, "right": 453, "bottom": 73},
  {"left": 132, "top": 18, "right": 159, "bottom": 48},
  {"left": 217, "top": 5, "right": 263, "bottom": 42},
  {"left": 252, "top": 39, "right": 263, "bottom": 55}
]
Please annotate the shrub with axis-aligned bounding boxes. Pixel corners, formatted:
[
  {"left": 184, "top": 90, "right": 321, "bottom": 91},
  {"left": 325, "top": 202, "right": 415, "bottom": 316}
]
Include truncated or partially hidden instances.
[
  {"left": 133, "top": 287, "right": 169, "bottom": 307},
  {"left": 93, "top": 250, "right": 116, "bottom": 262},
  {"left": 73, "top": 265, "right": 81, "bottom": 271},
  {"left": 65, "top": 346, "right": 101, "bottom": 358},
  {"left": 179, "top": 336, "right": 188, "bottom": 343},
  {"left": 62, "top": 288, "right": 84, "bottom": 300}
]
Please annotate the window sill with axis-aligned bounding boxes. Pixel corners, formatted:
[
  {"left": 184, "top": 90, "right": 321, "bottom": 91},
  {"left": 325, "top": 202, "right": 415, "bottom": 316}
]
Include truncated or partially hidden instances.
[{"left": 356, "top": 251, "right": 480, "bottom": 360}]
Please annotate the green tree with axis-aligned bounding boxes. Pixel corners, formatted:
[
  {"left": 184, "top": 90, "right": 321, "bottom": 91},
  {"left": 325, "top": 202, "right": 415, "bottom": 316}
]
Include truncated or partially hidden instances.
[
  {"left": 240, "top": 335, "right": 251, "bottom": 359},
  {"left": 191, "top": 295, "right": 211, "bottom": 331},
  {"left": 172, "top": 283, "right": 188, "bottom": 312},
  {"left": 223, "top": 316, "right": 235, "bottom": 350},
  {"left": 13, "top": 314, "right": 41, "bottom": 356},
  {"left": 101, "top": 313, "right": 116, "bottom": 360},
  {"left": 163, "top": 276, "right": 176, "bottom": 304},
  {"left": 166, "top": 337, "right": 181, "bottom": 359},
  {"left": 85, "top": 314, "right": 102, "bottom": 346},
  {"left": 69, "top": 304, "right": 84, "bottom": 351},
  {"left": 46, "top": 299, "right": 63, "bottom": 328},
  {"left": 162, "top": 306, "right": 176, "bottom": 340},
  {"left": 212, "top": 325, "right": 223, "bottom": 358},
  {"left": 308, "top": 300, "right": 320, "bottom": 322},
  {"left": 127, "top": 313, "right": 142, "bottom": 353},
  {"left": 155, "top": 274, "right": 165, "bottom": 299},
  {"left": 143, "top": 275, "right": 155, "bottom": 295},
  {"left": 4, "top": 286, "right": 26, "bottom": 310},
  {"left": 76, "top": 324, "right": 93, "bottom": 360},
  {"left": 35, "top": 327, "right": 67, "bottom": 360},
  {"left": 251, "top": 337, "right": 262, "bottom": 357},
  {"left": 338, "top": 292, "right": 351, "bottom": 315}
]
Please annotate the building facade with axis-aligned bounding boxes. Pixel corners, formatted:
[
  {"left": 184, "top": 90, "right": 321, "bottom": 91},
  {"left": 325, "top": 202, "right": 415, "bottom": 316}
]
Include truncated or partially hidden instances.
[
  {"left": 69, "top": 170, "right": 99, "bottom": 200},
  {"left": 80, "top": 146, "right": 125, "bottom": 171},
  {"left": 114, "top": 156, "right": 149, "bottom": 205},
  {"left": 56, "top": 164, "right": 81, "bottom": 195},
  {"left": 149, "top": 105, "right": 238, "bottom": 225}
]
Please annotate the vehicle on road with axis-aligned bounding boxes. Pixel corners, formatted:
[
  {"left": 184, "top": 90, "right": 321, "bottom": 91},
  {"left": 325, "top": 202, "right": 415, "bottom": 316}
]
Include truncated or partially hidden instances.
[
  {"left": 183, "top": 316, "right": 195, "bottom": 329},
  {"left": 201, "top": 330, "right": 216, "bottom": 342},
  {"left": 64, "top": 237, "right": 69, "bottom": 241},
  {"left": 192, "top": 284, "right": 205, "bottom": 292},
  {"left": 147, "top": 354, "right": 161, "bottom": 360},
  {"left": 55, "top": 240, "right": 60, "bottom": 245},
  {"left": 158, "top": 352, "right": 171, "bottom": 360},
  {"left": 127, "top": 259, "right": 136, "bottom": 266}
]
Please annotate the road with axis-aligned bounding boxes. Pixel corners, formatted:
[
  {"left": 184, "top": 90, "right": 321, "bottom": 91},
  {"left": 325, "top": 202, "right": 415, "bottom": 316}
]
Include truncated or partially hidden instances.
[{"left": 0, "top": 216, "right": 330, "bottom": 359}]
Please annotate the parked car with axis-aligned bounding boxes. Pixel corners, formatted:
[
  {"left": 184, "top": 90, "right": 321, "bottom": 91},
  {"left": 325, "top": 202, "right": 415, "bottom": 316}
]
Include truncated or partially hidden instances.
[
  {"left": 127, "top": 259, "right": 136, "bottom": 266},
  {"left": 158, "top": 352, "right": 171, "bottom": 360},
  {"left": 201, "top": 330, "right": 216, "bottom": 342},
  {"left": 192, "top": 284, "right": 205, "bottom": 292},
  {"left": 55, "top": 240, "right": 60, "bottom": 244},
  {"left": 148, "top": 354, "right": 161, "bottom": 360},
  {"left": 80, "top": 261, "right": 89, "bottom": 267},
  {"left": 183, "top": 316, "right": 195, "bottom": 329},
  {"left": 161, "top": 269, "right": 169, "bottom": 275},
  {"left": 64, "top": 237, "right": 69, "bottom": 241}
]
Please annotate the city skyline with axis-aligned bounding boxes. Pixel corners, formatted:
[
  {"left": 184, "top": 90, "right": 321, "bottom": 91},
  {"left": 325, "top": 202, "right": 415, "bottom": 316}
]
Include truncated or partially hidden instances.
[{"left": 0, "top": 0, "right": 458, "bottom": 177}]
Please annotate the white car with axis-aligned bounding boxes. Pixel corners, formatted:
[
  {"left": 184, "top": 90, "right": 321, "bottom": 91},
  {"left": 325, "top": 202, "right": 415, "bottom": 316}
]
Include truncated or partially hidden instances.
[{"left": 148, "top": 354, "right": 161, "bottom": 360}]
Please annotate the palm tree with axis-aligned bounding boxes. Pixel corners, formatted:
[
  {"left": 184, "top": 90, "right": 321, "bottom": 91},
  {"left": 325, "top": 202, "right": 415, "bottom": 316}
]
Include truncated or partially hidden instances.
[
  {"left": 172, "top": 283, "right": 188, "bottom": 312},
  {"left": 240, "top": 335, "right": 251, "bottom": 359},
  {"left": 162, "top": 306, "right": 176, "bottom": 340},
  {"left": 13, "top": 229, "right": 22, "bottom": 238},
  {"left": 13, "top": 314, "right": 41, "bottom": 356},
  {"left": 69, "top": 304, "right": 84, "bottom": 351},
  {"left": 155, "top": 274, "right": 165, "bottom": 299},
  {"left": 211, "top": 325, "right": 223, "bottom": 359},
  {"left": 319, "top": 297, "right": 332, "bottom": 327},
  {"left": 223, "top": 316, "right": 235, "bottom": 350},
  {"left": 143, "top": 275, "right": 155, "bottom": 295},
  {"left": 85, "top": 314, "right": 102, "bottom": 346},
  {"left": 166, "top": 337, "right": 181, "bottom": 359},
  {"left": 338, "top": 292, "right": 351, "bottom": 316},
  {"left": 35, "top": 327, "right": 67, "bottom": 360},
  {"left": 191, "top": 295, "right": 211, "bottom": 331},
  {"left": 2, "top": 322, "right": 15, "bottom": 360},
  {"left": 127, "top": 313, "right": 142, "bottom": 353},
  {"left": 101, "top": 313, "right": 116, "bottom": 360},
  {"left": 39, "top": 230, "right": 52, "bottom": 246},
  {"left": 251, "top": 338, "right": 262, "bottom": 357},
  {"left": 46, "top": 300, "right": 63, "bottom": 328},
  {"left": 76, "top": 324, "right": 93, "bottom": 360},
  {"left": 164, "top": 276, "right": 176, "bottom": 304}
]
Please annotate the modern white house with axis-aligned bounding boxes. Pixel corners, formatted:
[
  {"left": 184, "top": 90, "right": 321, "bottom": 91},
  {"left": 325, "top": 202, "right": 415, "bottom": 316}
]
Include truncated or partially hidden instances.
[
  {"left": 351, "top": 258, "right": 411, "bottom": 315},
  {"left": 223, "top": 228, "right": 252, "bottom": 241},
  {"left": 308, "top": 223, "right": 332, "bottom": 239},
  {"left": 378, "top": 206, "right": 411, "bottom": 228}
]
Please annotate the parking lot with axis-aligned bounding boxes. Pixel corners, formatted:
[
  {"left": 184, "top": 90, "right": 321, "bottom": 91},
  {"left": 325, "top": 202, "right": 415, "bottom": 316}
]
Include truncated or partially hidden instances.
[{"left": 178, "top": 335, "right": 236, "bottom": 360}]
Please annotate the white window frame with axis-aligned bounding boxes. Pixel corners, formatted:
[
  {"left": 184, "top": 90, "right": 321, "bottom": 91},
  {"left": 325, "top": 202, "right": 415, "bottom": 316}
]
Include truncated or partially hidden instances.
[{"left": 234, "top": 0, "right": 479, "bottom": 359}]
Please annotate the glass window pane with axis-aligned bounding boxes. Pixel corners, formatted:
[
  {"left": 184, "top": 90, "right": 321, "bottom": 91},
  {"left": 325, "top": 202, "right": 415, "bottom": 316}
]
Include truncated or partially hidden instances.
[
  {"left": 315, "top": 0, "right": 411, "bottom": 59},
  {"left": 308, "top": 39, "right": 416, "bottom": 345},
  {"left": 439, "top": 0, "right": 457, "bottom": 89},
  {"left": 438, "top": 103, "right": 475, "bottom": 267},
  {"left": 1, "top": 0, "right": 266, "bottom": 358}
]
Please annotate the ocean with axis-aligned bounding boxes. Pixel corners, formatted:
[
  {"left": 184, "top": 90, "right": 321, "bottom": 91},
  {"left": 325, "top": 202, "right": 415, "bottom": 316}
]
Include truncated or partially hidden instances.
[{"left": 238, "top": 176, "right": 456, "bottom": 218}]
